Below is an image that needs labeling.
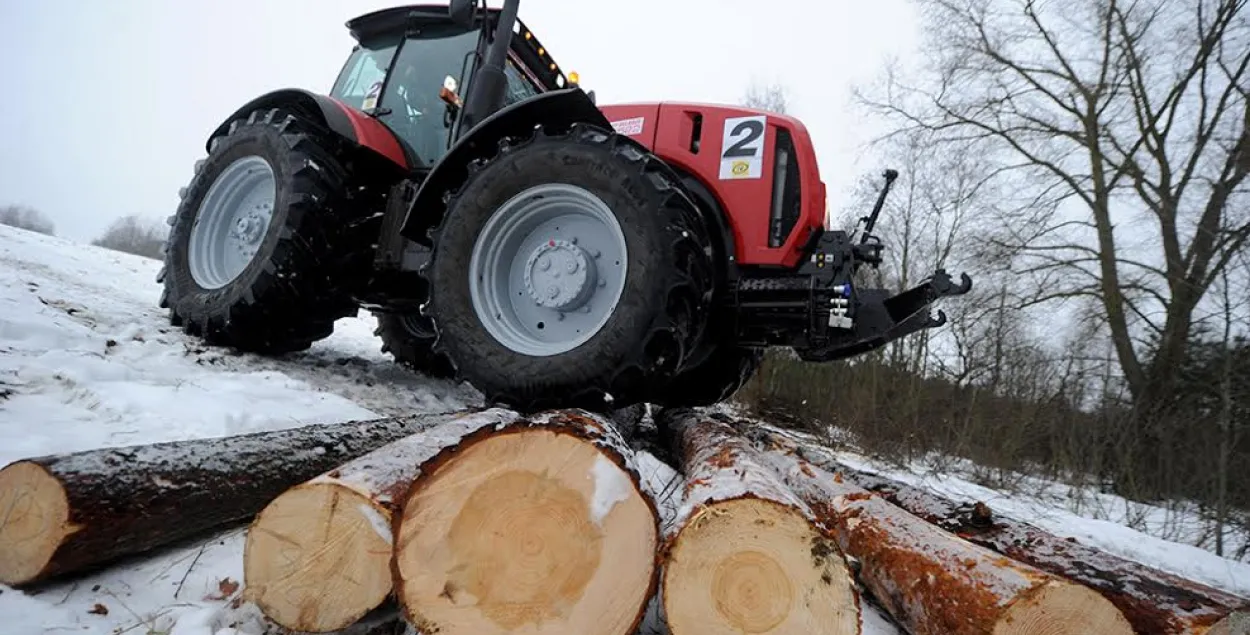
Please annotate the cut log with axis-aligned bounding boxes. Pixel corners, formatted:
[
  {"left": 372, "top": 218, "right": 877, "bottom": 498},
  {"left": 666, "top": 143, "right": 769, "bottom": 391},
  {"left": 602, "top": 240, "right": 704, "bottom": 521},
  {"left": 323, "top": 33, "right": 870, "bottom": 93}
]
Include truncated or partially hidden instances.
[
  {"left": 756, "top": 425, "right": 1250, "bottom": 635},
  {"left": 759, "top": 444, "right": 1135, "bottom": 635},
  {"left": 657, "top": 408, "right": 861, "bottom": 635},
  {"left": 264, "top": 600, "right": 407, "bottom": 635},
  {"left": 243, "top": 407, "right": 521, "bottom": 633},
  {"left": 393, "top": 408, "right": 659, "bottom": 635},
  {"left": 0, "top": 410, "right": 471, "bottom": 587}
]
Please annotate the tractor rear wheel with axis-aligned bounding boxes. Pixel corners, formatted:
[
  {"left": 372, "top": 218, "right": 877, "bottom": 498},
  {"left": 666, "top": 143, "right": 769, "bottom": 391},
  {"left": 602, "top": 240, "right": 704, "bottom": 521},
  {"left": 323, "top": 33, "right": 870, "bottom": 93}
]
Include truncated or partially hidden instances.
[
  {"left": 422, "top": 124, "right": 714, "bottom": 411},
  {"left": 158, "top": 108, "right": 366, "bottom": 353},
  {"left": 372, "top": 310, "right": 455, "bottom": 378}
]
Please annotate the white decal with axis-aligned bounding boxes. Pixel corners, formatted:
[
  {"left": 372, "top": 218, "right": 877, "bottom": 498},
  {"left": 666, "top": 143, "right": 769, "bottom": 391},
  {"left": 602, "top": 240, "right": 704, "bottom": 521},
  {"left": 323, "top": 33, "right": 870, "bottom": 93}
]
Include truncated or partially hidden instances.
[
  {"left": 718, "top": 115, "right": 767, "bottom": 180},
  {"left": 610, "top": 117, "right": 645, "bottom": 136},
  {"left": 362, "top": 80, "right": 383, "bottom": 111}
]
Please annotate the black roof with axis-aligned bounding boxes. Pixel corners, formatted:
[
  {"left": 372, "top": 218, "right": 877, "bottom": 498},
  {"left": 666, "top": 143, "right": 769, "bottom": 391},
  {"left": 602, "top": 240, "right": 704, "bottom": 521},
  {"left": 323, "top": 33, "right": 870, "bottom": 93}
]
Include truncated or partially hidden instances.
[{"left": 344, "top": 4, "right": 570, "bottom": 90}]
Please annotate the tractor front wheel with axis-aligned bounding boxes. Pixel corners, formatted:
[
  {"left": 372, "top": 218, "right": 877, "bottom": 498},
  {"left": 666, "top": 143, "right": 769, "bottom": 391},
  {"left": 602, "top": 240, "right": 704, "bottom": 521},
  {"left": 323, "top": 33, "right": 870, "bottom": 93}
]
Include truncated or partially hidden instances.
[
  {"left": 423, "top": 124, "right": 715, "bottom": 411},
  {"left": 158, "top": 108, "right": 365, "bottom": 353}
]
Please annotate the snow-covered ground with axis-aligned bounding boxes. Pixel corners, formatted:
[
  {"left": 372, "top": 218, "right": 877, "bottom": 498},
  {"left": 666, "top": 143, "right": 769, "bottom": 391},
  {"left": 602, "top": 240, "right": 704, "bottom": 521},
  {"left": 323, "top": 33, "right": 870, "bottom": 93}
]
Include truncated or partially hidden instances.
[
  {"left": 1, "top": 224, "right": 1246, "bottom": 634},
  {"left": 0, "top": 225, "right": 483, "bottom": 635}
]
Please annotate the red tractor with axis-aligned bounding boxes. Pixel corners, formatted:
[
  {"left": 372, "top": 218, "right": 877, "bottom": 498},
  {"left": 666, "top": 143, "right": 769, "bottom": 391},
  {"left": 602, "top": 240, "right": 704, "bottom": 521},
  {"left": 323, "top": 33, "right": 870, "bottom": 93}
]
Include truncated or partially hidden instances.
[{"left": 158, "top": 0, "right": 971, "bottom": 412}]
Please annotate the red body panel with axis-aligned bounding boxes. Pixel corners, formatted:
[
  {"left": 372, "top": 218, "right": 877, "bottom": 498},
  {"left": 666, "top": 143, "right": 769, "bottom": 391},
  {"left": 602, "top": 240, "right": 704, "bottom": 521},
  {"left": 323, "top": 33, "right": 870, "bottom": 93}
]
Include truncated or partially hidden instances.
[
  {"left": 599, "top": 102, "right": 826, "bottom": 268},
  {"left": 327, "top": 98, "right": 409, "bottom": 169}
]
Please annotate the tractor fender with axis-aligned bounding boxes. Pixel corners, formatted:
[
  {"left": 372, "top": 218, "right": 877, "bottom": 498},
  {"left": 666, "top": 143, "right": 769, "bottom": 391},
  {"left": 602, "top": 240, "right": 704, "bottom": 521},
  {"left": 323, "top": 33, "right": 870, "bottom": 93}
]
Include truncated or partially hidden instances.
[
  {"left": 206, "top": 88, "right": 409, "bottom": 171},
  {"left": 400, "top": 87, "right": 610, "bottom": 243}
]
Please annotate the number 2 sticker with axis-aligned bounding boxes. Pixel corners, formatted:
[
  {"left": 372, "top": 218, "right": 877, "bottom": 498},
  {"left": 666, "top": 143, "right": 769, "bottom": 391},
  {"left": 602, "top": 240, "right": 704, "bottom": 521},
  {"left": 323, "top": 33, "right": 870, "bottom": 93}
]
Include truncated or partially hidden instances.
[{"left": 719, "top": 115, "right": 766, "bottom": 180}]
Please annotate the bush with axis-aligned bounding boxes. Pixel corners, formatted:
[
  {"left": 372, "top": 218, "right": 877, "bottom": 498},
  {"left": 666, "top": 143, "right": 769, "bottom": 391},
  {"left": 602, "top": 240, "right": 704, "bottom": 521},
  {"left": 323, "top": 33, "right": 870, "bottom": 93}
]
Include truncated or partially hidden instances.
[
  {"left": 91, "top": 215, "right": 168, "bottom": 260},
  {"left": 0, "top": 205, "right": 56, "bottom": 236}
]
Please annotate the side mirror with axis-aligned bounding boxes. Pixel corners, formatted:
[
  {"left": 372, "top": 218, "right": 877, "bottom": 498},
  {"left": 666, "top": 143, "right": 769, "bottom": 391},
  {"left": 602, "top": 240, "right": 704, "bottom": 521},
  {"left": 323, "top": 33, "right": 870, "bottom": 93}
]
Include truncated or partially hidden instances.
[
  {"left": 586, "top": 90, "right": 596, "bottom": 105},
  {"left": 448, "top": 0, "right": 476, "bottom": 26},
  {"left": 440, "top": 75, "right": 463, "bottom": 109}
]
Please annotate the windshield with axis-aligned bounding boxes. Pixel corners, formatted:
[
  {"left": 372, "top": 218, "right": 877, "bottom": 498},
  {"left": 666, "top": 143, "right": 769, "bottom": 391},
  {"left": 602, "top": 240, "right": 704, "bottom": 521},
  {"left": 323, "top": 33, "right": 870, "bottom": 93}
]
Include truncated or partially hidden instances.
[
  {"left": 331, "top": 37, "right": 400, "bottom": 111},
  {"left": 331, "top": 27, "right": 480, "bottom": 166}
]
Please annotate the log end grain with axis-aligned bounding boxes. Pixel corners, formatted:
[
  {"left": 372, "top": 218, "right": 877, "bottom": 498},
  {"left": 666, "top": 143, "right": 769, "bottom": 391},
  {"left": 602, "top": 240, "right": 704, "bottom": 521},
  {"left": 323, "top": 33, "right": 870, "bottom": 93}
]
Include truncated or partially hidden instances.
[
  {"left": 1207, "top": 610, "right": 1250, "bottom": 635},
  {"left": 243, "top": 482, "right": 393, "bottom": 632},
  {"left": 0, "top": 461, "right": 78, "bottom": 585},
  {"left": 995, "top": 579, "right": 1134, "bottom": 635},
  {"left": 663, "top": 498, "right": 860, "bottom": 635},
  {"left": 394, "top": 427, "right": 657, "bottom": 635}
]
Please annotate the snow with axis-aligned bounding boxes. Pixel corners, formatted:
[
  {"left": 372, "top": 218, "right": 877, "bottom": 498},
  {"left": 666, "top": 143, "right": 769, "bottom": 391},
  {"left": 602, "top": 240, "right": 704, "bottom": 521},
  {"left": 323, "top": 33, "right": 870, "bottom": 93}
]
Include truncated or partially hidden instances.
[
  {"left": 635, "top": 450, "right": 683, "bottom": 532},
  {"left": 358, "top": 504, "right": 393, "bottom": 546},
  {"left": 589, "top": 452, "right": 632, "bottom": 526},
  {"left": 0, "top": 226, "right": 483, "bottom": 634},
  {"left": 305, "top": 408, "right": 517, "bottom": 505},
  {"left": 668, "top": 415, "right": 813, "bottom": 534},
  {"left": 0, "top": 224, "right": 1245, "bottom": 635}
]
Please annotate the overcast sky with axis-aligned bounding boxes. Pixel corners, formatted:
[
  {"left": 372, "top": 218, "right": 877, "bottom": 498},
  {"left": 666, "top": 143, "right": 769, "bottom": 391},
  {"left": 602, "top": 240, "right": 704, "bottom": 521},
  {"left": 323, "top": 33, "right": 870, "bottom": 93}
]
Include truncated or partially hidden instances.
[{"left": 0, "top": 0, "right": 920, "bottom": 242}]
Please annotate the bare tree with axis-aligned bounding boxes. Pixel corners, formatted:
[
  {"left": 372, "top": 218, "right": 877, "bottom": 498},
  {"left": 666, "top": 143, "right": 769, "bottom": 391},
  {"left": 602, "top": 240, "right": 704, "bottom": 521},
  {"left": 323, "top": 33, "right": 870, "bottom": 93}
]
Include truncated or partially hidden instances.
[
  {"left": 856, "top": 0, "right": 1250, "bottom": 414},
  {"left": 0, "top": 205, "right": 55, "bottom": 236},
  {"left": 91, "top": 215, "right": 168, "bottom": 260},
  {"left": 842, "top": 129, "right": 997, "bottom": 375},
  {"left": 742, "top": 81, "right": 789, "bottom": 114}
]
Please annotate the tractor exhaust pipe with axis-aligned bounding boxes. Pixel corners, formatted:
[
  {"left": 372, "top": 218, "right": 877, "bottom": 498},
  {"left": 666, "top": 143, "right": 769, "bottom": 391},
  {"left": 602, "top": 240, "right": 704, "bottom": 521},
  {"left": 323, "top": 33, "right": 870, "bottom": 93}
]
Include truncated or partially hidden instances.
[{"left": 451, "top": 0, "right": 520, "bottom": 132}]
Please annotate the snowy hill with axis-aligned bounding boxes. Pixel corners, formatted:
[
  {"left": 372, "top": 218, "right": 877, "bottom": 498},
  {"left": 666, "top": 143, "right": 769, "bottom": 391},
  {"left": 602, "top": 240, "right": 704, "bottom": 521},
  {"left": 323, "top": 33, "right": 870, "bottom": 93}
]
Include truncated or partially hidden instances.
[
  {"left": 0, "top": 223, "right": 1247, "bottom": 635},
  {"left": 0, "top": 224, "right": 485, "bottom": 634}
]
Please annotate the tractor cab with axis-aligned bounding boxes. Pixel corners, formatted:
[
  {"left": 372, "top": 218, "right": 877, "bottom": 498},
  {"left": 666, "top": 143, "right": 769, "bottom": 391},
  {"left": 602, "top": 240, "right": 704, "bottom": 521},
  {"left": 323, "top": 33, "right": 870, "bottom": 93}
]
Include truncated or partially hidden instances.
[{"left": 329, "top": 4, "right": 576, "bottom": 169}]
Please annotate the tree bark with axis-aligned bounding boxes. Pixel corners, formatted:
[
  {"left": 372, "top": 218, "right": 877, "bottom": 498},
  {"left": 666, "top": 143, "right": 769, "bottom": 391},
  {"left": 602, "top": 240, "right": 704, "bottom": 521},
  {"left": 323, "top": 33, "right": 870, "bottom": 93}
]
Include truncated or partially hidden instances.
[
  {"left": 243, "top": 408, "right": 522, "bottom": 633},
  {"left": 0, "top": 410, "right": 470, "bottom": 587},
  {"left": 759, "top": 444, "right": 1135, "bottom": 634},
  {"left": 632, "top": 447, "right": 686, "bottom": 635},
  {"left": 657, "top": 408, "right": 861, "bottom": 635},
  {"left": 763, "top": 427, "right": 1250, "bottom": 635},
  {"left": 392, "top": 408, "right": 660, "bottom": 635}
]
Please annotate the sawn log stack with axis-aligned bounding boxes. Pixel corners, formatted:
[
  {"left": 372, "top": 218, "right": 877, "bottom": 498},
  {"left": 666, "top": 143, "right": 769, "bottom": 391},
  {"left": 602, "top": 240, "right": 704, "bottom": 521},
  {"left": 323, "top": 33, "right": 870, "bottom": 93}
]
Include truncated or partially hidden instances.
[{"left": 0, "top": 406, "right": 1246, "bottom": 635}]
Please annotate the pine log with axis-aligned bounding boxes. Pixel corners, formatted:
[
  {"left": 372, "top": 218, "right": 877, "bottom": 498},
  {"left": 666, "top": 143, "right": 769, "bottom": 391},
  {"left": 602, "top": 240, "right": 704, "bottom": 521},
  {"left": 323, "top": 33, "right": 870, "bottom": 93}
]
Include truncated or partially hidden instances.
[
  {"left": 760, "top": 444, "right": 1135, "bottom": 634},
  {"left": 243, "top": 407, "right": 521, "bottom": 633},
  {"left": 393, "top": 408, "right": 660, "bottom": 635},
  {"left": 264, "top": 600, "right": 406, "bottom": 635},
  {"left": 757, "top": 425, "right": 1250, "bottom": 635},
  {"left": 657, "top": 408, "right": 861, "bottom": 635},
  {"left": 0, "top": 410, "right": 471, "bottom": 587}
]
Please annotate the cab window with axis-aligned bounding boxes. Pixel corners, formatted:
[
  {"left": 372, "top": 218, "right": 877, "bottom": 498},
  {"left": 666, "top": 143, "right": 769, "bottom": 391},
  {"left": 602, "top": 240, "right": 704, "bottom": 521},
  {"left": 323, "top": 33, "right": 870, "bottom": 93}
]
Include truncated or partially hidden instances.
[{"left": 503, "top": 58, "right": 542, "bottom": 105}]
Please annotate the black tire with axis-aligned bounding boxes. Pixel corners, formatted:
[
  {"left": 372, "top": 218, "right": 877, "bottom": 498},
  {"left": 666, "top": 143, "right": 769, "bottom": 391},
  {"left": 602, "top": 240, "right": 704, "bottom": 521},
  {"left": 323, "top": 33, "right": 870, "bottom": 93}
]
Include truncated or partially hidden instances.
[
  {"left": 651, "top": 345, "right": 764, "bottom": 407},
  {"left": 422, "top": 123, "right": 715, "bottom": 412},
  {"left": 372, "top": 310, "right": 456, "bottom": 378},
  {"left": 158, "top": 108, "right": 368, "bottom": 353}
]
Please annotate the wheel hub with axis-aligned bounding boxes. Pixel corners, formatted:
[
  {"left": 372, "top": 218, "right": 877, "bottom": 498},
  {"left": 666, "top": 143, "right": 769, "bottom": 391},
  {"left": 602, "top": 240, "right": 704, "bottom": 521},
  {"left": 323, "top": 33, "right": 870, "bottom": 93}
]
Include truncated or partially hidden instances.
[
  {"left": 232, "top": 208, "right": 268, "bottom": 245},
  {"left": 524, "top": 239, "right": 598, "bottom": 312}
]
